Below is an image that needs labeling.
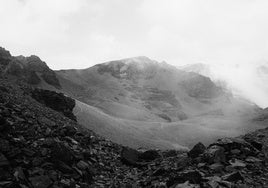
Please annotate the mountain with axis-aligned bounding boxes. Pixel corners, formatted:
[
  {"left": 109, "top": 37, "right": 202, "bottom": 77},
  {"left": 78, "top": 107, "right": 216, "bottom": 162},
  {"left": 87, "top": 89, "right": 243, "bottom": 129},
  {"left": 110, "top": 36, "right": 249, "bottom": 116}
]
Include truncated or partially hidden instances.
[
  {"left": 57, "top": 57, "right": 256, "bottom": 121},
  {"left": 1, "top": 67, "right": 268, "bottom": 187},
  {"left": 55, "top": 56, "right": 263, "bottom": 149},
  {"left": 1, "top": 47, "right": 266, "bottom": 150}
]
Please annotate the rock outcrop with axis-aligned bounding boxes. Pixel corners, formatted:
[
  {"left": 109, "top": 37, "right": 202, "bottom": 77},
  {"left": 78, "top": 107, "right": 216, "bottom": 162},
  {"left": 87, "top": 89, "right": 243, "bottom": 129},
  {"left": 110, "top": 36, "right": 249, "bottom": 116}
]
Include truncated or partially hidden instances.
[{"left": 31, "top": 88, "right": 76, "bottom": 121}]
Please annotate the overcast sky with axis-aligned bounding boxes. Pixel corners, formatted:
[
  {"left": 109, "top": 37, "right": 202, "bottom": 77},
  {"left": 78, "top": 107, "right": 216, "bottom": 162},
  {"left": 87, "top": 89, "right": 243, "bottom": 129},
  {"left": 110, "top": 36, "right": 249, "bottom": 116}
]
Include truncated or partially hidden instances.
[{"left": 1, "top": 0, "right": 268, "bottom": 70}]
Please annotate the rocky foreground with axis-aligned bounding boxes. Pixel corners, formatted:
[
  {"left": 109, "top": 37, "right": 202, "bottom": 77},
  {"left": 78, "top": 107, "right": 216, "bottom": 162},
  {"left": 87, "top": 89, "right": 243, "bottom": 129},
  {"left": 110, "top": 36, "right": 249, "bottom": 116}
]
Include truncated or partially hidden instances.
[{"left": 1, "top": 78, "right": 268, "bottom": 188}]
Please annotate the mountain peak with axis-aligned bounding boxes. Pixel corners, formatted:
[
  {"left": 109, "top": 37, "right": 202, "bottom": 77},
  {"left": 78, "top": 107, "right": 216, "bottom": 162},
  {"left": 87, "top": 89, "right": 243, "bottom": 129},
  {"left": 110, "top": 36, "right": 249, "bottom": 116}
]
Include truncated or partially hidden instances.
[{"left": 97, "top": 56, "right": 169, "bottom": 79}]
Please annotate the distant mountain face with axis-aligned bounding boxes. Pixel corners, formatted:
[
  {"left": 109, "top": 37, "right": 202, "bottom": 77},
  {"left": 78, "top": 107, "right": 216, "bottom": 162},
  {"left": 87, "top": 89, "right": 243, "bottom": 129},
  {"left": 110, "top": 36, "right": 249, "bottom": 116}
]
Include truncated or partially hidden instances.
[
  {"left": 58, "top": 57, "right": 257, "bottom": 122},
  {"left": 0, "top": 47, "right": 60, "bottom": 88},
  {"left": 57, "top": 56, "right": 242, "bottom": 123},
  {"left": 55, "top": 57, "right": 263, "bottom": 149}
]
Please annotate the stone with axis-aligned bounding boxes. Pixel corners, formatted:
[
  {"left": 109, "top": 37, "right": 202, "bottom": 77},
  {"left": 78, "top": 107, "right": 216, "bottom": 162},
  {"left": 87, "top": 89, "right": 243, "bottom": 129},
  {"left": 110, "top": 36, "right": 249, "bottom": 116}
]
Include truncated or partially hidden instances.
[
  {"left": 245, "top": 156, "right": 262, "bottom": 163},
  {"left": 230, "top": 149, "right": 241, "bottom": 155},
  {"left": 209, "top": 163, "right": 224, "bottom": 173},
  {"left": 175, "top": 181, "right": 200, "bottom": 188},
  {"left": 244, "top": 137, "right": 263, "bottom": 151},
  {"left": 181, "top": 170, "right": 203, "bottom": 184},
  {"left": 152, "top": 168, "right": 167, "bottom": 176},
  {"left": 204, "top": 176, "right": 222, "bottom": 188},
  {"left": 167, "top": 170, "right": 202, "bottom": 187},
  {"left": 31, "top": 89, "right": 76, "bottom": 121},
  {"left": 139, "top": 150, "right": 161, "bottom": 161},
  {"left": 188, "top": 142, "right": 206, "bottom": 158},
  {"left": 56, "top": 161, "right": 73, "bottom": 174},
  {"left": 22, "top": 148, "right": 35, "bottom": 157},
  {"left": 214, "top": 138, "right": 249, "bottom": 151},
  {"left": 14, "top": 167, "right": 26, "bottom": 181},
  {"left": 30, "top": 175, "right": 52, "bottom": 188},
  {"left": 120, "top": 147, "right": 140, "bottom": 166},
  {"left": 204, "top": 145, "right": 225, "bottom": 164},
  {"left": 0, "top": 116, "right": 10, "bottom": 132},
  {"left": 163, "top": 150, "right": 178, "bottom": 157},
  {"left": 229, "top": 159, "right": 246, "bottom": 168},
  {"left": 77, "top": 160, "right": 89, "bottom": 170},
  {"left": 222, "top": 172, "right": 244, "bottom": 182},
  {"left": 0, "top": 153, "right": 9, "bottom": 167},
  {"left": 32, "top": 158, "right": 44, "bottom": 166},
  {"left": 50, "top": 141, "right": 74, "bottom": 164}
]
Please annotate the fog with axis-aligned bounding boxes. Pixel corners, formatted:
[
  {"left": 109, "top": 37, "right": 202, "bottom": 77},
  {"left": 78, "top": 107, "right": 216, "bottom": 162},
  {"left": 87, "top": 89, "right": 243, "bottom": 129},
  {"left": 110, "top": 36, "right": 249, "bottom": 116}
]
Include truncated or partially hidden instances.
[{"left": 199, "top": 62, "right": 268, "bottom": 108}]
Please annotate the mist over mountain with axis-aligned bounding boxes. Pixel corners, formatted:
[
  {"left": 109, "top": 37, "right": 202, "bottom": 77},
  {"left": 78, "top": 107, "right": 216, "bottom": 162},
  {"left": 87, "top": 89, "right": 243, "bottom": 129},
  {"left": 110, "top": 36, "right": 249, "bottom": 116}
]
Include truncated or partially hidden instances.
[
  {"left": 181, "top": 62, "right": 268, "bottom": 109},
  {"left": 54, "top": 56, "right": 266, "bottom": 149}
]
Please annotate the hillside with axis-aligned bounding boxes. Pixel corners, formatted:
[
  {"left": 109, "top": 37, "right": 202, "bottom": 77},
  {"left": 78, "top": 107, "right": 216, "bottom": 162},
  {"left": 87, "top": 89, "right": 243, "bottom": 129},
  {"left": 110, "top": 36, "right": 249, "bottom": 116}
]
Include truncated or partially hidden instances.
[
  {"left": 0, "top": 46, "right": 265, "bottom": 150},
  {"left": 2, "top": 46, "right": 268, "bottom": 187},
  {"left": 56, "top": 56, "right": 262, "bottom": 149},
  {"left": 1, "top": 77, "right": 268, "bottom": 187}
]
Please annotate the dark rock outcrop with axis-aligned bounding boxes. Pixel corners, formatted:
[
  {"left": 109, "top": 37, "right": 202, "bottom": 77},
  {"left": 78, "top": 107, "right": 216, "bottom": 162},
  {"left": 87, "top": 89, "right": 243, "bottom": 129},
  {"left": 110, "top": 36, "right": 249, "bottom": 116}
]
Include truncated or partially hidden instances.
[
  {"left": 31, "top": 88, "right": 76, "bottom": 121},
  {"left": 188, "top": 142, "right": 206, "bottom": 158},
  {"left": 139, "top": 149, "right": 161, "bottom": 161}
]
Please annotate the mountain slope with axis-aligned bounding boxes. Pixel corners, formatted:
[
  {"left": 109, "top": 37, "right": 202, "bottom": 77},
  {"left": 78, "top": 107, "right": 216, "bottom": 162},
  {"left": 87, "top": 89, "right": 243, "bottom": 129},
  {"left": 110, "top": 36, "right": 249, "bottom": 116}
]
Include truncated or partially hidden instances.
[
  {"left": 55, "top": 57, "right": 263, "bottom": 149},
  {"left": 1, "top": 46, "right": 264, "bottom": 150},
  {"left": 1, "top": 75, "right": 268, "bottom": 187},
  {"left": 57, "top": 57, "right": 258, "bottom": 122}
]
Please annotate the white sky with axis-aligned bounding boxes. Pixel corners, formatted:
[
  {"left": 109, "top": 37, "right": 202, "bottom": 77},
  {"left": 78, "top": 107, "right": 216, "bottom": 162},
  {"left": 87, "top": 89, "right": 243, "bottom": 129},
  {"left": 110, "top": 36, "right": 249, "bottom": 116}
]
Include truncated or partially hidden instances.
[{"left": 1, "top": 0, "right": 268, "bottom": 70}]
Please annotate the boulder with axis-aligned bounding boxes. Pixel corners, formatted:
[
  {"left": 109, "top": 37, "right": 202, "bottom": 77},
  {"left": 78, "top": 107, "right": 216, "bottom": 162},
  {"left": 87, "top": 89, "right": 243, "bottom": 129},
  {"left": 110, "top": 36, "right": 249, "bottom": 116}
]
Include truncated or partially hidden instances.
[
  {"left": 188, "top": 142, "right": 206, "bottom": 158},
  {"left": 77, "top": 160, "right": 90, "bottom": 170},
  {"left": 31, "top": 89, "right": 76, "bottom": 121},
  {"left": 213, "top": 138, "right": 257, "bottom": 155},
  {"left": 209, "top": 163, "right": 224, "bottom": 173},
  {"left": 30, "top": 175, "right": 52, "bottom": 188},
  {"left": 245, "top": 156, "right": 262, "bottom": 163},
  {"left": 163, "top": 150, "right": 178, "bottom": 157},
  {"left": 0, "top": 152, "right": 9, "bottom": 167},
  {"left": 229, "top": 159, "right": 246, "bottom": 168},
  {"left": 222, "top": 171, "right": 244, "bottom": 182},
  {"left": 167, "top": 170, "right": 203, "bottom": 186},
  {"left": 175, "top": 181, "right": 200, "bottom": 188},
  {"left": 50, "top": 141, "right": 74, "bottom": 164},
  {"left": 139, "top": 150, "right": 161, "bottom": 161},
  {"left": 204, "top": 145, "right": 226, "bottom": 164},
  {"left": 120, "top": 147, "right": 140, "bottom": 166}
]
